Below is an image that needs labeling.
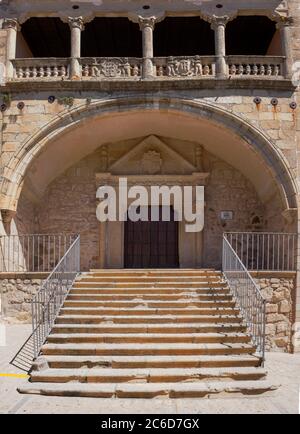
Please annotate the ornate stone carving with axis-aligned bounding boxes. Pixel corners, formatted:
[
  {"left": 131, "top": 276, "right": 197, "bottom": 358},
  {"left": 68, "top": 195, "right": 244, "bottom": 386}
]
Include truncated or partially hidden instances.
[
  {"left": 141, "top": 150, "right": 162, "bottom": 175},
  {"left": 2, "top": 18, "right": 20, "bottom": 31},
  {"left": 82, "top": 58, "right": 141, "bottom": 78},
  {"left": 210, "top": 15, "right": 231, "bottom": 30},
  {"left": 138, "top": 16, "right": 156, "bottom": 31},
  {"left": 276, "top": 15, "right": 294, "bottom": 29},
  {"left": 68, "top": 16, "right": 85, "bottom": 31},
  {"left": 164, "top": 56, "right": 211, "bottom": 77}
]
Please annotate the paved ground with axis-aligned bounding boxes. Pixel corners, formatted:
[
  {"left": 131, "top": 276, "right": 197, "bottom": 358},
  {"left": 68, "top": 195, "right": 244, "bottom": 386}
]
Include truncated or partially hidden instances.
[{"left": 0, "top": 324, "right": 300, "bottom": 414}]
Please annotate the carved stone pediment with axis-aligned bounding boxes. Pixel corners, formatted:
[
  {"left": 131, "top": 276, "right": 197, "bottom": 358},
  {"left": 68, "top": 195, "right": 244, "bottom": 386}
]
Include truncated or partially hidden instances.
[{"left": 108, "top": 135, "right": 197, "bottom": 176}]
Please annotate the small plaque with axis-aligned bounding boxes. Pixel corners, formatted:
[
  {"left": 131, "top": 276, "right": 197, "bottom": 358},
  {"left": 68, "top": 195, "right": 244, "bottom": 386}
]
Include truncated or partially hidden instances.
[{"left": 220, "top": 211, "right": 234, "bottom": 221}]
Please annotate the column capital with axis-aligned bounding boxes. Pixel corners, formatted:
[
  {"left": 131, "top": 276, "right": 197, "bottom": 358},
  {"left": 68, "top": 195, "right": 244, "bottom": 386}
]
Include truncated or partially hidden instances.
[
  {"left": 210, "top": 15, "right": 231, "bottom": 31},
  {"left": 138, "top": 16, "right": 156, "bottom": 31},
  {"left": 68, "top": 16, "right": 85, "bottom": 31},
  {"left": 276, "top": 15, "right": 294, "bottom": 29},
  {"left": 2, "top": 18, "right": 20, "bottom": 31}
]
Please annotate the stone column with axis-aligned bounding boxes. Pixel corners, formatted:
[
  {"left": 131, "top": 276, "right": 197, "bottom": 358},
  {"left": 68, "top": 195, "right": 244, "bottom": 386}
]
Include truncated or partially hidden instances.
[
  {"left": 3, "top": 18, "right": 20, "bottom": 80},
  {"left": 68, "top": 17, "right": 84, "bottom": 79},
  {"left": 276, "top": 17, "right": 293, "bottom": 80},
  {"left": 139, "top": 17, "right": 155, "bottom": 79},
  {"left": 211, "top": 16, "right": 229, "bottom": 79}
]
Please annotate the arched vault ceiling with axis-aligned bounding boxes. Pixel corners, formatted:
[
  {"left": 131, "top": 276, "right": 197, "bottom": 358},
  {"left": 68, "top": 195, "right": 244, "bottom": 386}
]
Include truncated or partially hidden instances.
[{"left": 22, "top": 110, "right": 289, "bottom": 208}]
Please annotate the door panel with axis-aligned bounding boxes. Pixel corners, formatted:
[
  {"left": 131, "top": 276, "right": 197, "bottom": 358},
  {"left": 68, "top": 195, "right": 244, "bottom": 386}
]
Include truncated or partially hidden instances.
[{"left": 124, "top": 206, "right": 179, "bottom": 268}]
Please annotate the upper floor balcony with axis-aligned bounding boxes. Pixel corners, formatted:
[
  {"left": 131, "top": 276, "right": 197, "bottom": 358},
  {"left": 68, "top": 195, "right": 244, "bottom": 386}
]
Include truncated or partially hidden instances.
[{"left": 1, "top": 14, "right": 294, "bottom": 90}]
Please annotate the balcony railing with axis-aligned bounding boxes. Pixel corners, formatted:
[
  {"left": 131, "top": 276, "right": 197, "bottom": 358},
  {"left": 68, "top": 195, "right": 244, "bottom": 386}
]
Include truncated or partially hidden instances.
[
  {"left": 227, "top": 56, "right": 285, "bottom": 79},
  {"left": 10, "top": 55, "right": 287, "bottom": 82}
]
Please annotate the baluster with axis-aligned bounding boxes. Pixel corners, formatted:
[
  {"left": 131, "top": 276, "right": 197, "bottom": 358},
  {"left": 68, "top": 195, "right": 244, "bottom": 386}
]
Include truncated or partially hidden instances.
[
  {"left": 17, "top": 67, "right": 24, "bottom": 78},
  {"left": 46, "top": 66, "right": 52, "bottom": 78},
  {"left": 133, "top": 64, "right": 140, "bottom": 77},
  {"left": 238, "top": 64, "right": 244, "bottom": 75},
  {"left": 253, "top": 64, "right": 258, "bottom": 76},
  {"left": 230, "top": 64, "right": 237, "bottom": 75},
  {"left": 53, "top": 65, "right": 59, "bottom": 77},
  {"left": 38, "top": 66, "right": 45, "bottom": 78},
  {"left": 25, "top": 67, "right": 31, "bottom": 78},
  {"left": 245, "top": 64, "right": 251, "bottom": 75},
  {"left": 157, "top": 65, "right": 164, "bottom": 77},
  {"left": 60, "top": 65, "right": 67, "bottom": 78},
  {"left": 266, "top": 64, "right": 272, "bottom": 76},
  {"left": 259, "top": 64, "right": 265, "bottom": 75},
  {"left": 274, "top": 65, "right": 280, "bottom": 76},
  {"left": 82, "top": 64, "right": 90, "bottom": 77},
  {"left": 203, "top": 64, "right": 210, "bottom": 76},
  {"left": 32, "top": 67, "right": 38, "bottom": 78}
]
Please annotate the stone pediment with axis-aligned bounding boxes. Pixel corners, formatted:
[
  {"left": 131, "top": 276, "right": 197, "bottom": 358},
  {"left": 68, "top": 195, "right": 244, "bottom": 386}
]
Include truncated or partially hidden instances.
[{"left": 108, "top": 135, "right": 197, "bottom": 175}]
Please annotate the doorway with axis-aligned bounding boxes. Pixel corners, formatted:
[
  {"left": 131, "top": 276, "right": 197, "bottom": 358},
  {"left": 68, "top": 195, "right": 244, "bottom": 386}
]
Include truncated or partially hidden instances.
[{"left": 124, "top": 206, "right": 179, "bottom": 268}]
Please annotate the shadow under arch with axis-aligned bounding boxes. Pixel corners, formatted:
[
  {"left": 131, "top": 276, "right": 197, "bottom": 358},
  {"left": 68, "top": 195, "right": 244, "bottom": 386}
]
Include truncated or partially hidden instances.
[{"left": 0, "top": 96, "right": 298, "bottom": 215}]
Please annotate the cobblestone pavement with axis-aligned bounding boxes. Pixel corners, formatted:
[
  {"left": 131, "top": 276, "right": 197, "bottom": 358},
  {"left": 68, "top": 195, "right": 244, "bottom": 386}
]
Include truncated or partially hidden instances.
[{"left": 0, "top": 325, "right": 300, "bottom": 414}]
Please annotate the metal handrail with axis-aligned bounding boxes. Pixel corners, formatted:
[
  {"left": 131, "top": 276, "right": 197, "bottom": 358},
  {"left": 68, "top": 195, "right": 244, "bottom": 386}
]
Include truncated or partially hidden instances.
[
  {"left": 222, "top": 235, "right": 266, "bottom": 363},
  {"left": 0, "top": 234, "right": 77, "bottom": 272},
  {"left": 224, "top": 232, "right": 297, "bottom": 272},
  {"left": 31, "top": 235, "right": 80, "bottom": 359}
]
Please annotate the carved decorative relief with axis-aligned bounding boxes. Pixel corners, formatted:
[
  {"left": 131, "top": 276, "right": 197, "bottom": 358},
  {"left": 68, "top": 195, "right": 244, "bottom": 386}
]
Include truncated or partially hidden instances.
[
  {"left": 165, "top": 57, "right": 211, "bottom": 77},
  {"left": 82, "top": 58, "right": 141, "bottom": 78},
  {"left": 141, "top": 150, "right": 162, "bottom": 175}
]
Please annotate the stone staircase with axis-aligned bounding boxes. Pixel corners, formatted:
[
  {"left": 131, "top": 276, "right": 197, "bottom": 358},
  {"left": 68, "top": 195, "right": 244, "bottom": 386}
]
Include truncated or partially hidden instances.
[{"left": 19, "top": 269, "right": 277, "bottom": 398}]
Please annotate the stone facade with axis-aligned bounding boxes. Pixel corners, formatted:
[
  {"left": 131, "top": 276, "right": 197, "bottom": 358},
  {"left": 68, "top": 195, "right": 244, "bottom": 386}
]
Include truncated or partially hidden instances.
[{"left": 254, "top": 273, "right": 296, "bottom": 353}]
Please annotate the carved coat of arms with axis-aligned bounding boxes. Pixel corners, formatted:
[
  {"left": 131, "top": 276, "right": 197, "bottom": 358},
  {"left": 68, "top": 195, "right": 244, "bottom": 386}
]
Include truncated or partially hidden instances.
[{"left": 141, "top": 150, "right": 162, "bottom": 174}]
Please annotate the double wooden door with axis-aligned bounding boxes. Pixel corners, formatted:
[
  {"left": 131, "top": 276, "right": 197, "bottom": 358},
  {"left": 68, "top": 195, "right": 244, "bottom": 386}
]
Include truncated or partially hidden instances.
[{"left": 124, "top": 206, "right": 179, "bottom": 268}]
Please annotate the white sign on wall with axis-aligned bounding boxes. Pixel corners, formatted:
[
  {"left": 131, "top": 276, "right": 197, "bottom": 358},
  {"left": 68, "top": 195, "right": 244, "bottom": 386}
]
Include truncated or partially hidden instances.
[{"left": 220, "top": 211, "right": 234, "bottom": 221}]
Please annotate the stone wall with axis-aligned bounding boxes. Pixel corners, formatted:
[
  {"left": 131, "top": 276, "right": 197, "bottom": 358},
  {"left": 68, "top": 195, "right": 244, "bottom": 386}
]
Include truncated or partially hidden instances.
[
  {"left": 0, "top": 273, "right": 47, "bottom": 323},
  {"left": 18, "top": 141, "right": 267, "bottom": 270},
  {"left": 253, "top": 272, "right": 296, "bottom": 353}
]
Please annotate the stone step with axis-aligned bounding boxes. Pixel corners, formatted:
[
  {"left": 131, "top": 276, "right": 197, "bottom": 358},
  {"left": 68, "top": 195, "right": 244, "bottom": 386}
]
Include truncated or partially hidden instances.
[
  {"left": 69, "top": 288, "right": 230, "bottom": 295},
  {"left": 55, "top": 314, "right": 244, "bottom": 325},
  {"left": 63, "top": 300, "right": 236, "bottom": 308},
  {"left": 41, "top": 342, "right": 256, "bottom": 356},
  {"left": 30, "top": 367, "right": 267, "bottom": 384},
  {"left": 59, "top": 307, "right": 240, "bottom": 316},
  {"left": 77, "top": 277, "right": 224, "bottom": 284},
  {"left": 47, "top": 332, "right": 251, "bottom": 345},
  {"left": 88, "top": 269, "right": 221, "bottom": 277},
  {"left": 73, "top": 282, "right": 226, "bottom": 289},
  {"left": 67, "top": 293, "right": 233, "bottom": 301},
  {"left": 18, "top": 380, "right": 277, "bottom": 398},
  {"left": 42, "top": 354, "right": 262, "bottom": 370},
  {"left": 52, "top": 323, "right": 247, "bottom": 334}
]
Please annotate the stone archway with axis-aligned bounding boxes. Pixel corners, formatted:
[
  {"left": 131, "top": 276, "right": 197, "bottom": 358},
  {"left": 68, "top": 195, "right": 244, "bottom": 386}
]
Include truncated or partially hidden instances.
[{"left": 0, "top": 96, "right": 298, "bottom": 216}]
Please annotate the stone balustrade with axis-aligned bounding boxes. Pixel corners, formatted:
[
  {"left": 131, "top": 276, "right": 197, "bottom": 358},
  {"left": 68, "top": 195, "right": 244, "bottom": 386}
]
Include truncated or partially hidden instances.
[
  {"left": 13, "top": 58, "right": 69, "bottom": 80},
  {"left": 227, "top": 56, "right": 285, "bottom": 78},
  {"left": 10, "top": 55, "right": 287, "bottom": 82}
]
